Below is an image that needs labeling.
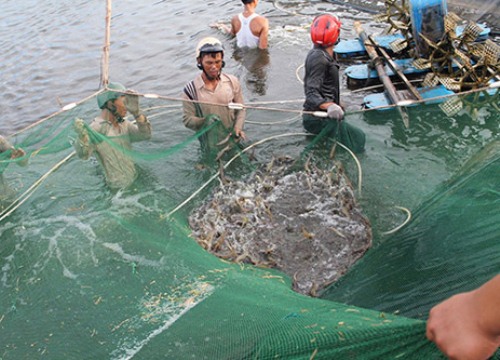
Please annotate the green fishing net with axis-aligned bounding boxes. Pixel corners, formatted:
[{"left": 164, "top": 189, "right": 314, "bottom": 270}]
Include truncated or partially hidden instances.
[{"left": 0, "top": 88, "right": 499, "bottom": 359}]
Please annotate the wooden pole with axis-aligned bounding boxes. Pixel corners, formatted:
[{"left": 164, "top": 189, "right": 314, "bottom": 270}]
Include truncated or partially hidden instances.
[
  {"left": 354, "top": 22, "right": 400, "bottom": 104},
  {"left": 368, "top": 35, "right": 423, "bottom": 101},
  {"left": 354, "top": 21, "right": 410, "bottom": 127},
  {"left": 102, "top": 0, "right": 112, "bottom": 87}
]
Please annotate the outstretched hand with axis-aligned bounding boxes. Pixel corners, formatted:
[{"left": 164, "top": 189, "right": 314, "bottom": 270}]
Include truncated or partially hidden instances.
[
  {"left": 74, "top": 118, "right": 89, "bottom": 144},
  {"left": 10, "top": 147, "right": 28, "bottom": 166},
  {"left": 233, "top": 128, "right": 247, "bottom": 141},
  {"left": 210, "top": 22, "right": 231, "bottom": 35},
  {"left": 10, "top": 147, "right": 25, "bottom": 159},
  {"left": 426, "top": 278, "right": 500, "bottom": 360},
  {"left": 125, "top": 91, "right": 140, "bottom": 117},
  {"left": 327, "top": 103, "right": 344, "bottom": 121}
]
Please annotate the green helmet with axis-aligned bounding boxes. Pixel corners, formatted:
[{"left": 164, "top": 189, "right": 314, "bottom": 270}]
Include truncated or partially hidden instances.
[{"left": 97, "top": 82, "right": 127, "bottom": 109}]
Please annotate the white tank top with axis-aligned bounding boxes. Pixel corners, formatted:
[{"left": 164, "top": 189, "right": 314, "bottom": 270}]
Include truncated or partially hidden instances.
[{"left": 236, "top": 12, "right": 260, "bottom": 49}]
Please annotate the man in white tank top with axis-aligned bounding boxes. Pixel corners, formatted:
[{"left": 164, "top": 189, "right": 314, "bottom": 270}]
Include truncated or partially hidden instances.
[{"left": 212, "top": 0, "right": 268, "bottom": 49}]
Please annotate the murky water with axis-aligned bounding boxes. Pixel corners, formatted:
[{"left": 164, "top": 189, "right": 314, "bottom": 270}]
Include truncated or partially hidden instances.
[{"left": 0, "top": 0, "right": 387, "bottom": 134}]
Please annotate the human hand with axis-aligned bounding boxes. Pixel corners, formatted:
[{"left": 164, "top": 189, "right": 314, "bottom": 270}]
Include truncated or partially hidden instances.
[
  {"left": 10, "top": 147, "right": 25, "bottom": 160},
  {"left": 426, "top": 291, "right": 500, "bottom": 360},
  {"left": 327, "top": 103, "right": 344, "bottom": 121},
  {"left": 74, "top": 118, "right": 89, "bottom": 143},
  {"left": 234, "top": 128, "right": 247, "bottom": 141},
  {"left": 204, "top": 114, "right": 221, "bottom": 125},
  {"left": 210, "top": 22, "right": 230, "bottom": 34},
  {"left": 125, "top": 91, "right": 140, "bottom": 117},
  {"left": 11, "top": 147, "right": 28, "bottom": 166}
]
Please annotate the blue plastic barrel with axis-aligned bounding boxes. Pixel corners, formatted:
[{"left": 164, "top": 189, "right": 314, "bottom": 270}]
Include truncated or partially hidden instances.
[{"left": 410, "top": 0, "right": 448, "bottom": 56}]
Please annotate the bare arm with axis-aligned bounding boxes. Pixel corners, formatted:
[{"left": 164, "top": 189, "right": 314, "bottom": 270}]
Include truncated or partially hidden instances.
[
  {"left": 127, "top": 116, "right": 152, "bottom": 142},
  {"left": 73, "top": 119, "right": 93, "bottom": 160},
  {"left": 257, "top": 17, "right": 269, "bottom": 49},
  {"left": 0, "top": 136, "right": 28, "bottom": 166},
  {"left": 210, "top": 16, "right": 237, "bottom": 36},
  {"left": 426, "top": 275, "right": 500, "bottom": 360},
  {"left": 231, "top": 80, "right": 246, "bottom": 140},
  {"left": 229, "top": 15, "right": 239, "bottom": 36}
]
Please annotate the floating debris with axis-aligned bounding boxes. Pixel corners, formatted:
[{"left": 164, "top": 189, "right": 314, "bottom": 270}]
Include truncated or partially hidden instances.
[{"left": 189, "top": 156, "right": 372, "bottom": 296}]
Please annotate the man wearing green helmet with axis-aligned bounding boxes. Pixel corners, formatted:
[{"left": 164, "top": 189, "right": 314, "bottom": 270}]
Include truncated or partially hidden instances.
[{"left": 73, "top": 82, "right": 152, "bottom": 189}]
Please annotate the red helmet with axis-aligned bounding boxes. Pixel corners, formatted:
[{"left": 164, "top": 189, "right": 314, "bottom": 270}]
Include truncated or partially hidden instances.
[{"left": 310, "top": 14, "right": 341, "bottom": 47}]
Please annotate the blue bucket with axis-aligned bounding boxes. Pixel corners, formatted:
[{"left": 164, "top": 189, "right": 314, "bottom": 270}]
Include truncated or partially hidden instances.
[{"left": 410, "top": 0, "right": 448, "bottom": 56}]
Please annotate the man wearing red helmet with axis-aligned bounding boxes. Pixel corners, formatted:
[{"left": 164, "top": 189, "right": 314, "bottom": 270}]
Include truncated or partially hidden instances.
[{"left": 302, "top": 14, "right": 365, "bottom": 153}]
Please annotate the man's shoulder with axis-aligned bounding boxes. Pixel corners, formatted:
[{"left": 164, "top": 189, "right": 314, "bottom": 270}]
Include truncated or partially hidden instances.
[
  {"left": 183, "top": 75, "right": 203, "bottom": 96},
  {"left": 250, "top": 13, "right": 268, "bottom": 29},
  {"left": 307, "top": 47, "right": 333, "bottom": 62},
  {"left": 91, "top": 116, "right": 107, "bottom": 124},
  {"left": 90, "top": 116, "right": 110, "bottom": 132},
  {"left": 255, "top": 14, "right": 268, "bottom": 25},
  {"left": 184, "top": 74, "right": 203, "bottom": 88},
  {"left": 221, "top": 73, "right": 240, "bottom": 85}
]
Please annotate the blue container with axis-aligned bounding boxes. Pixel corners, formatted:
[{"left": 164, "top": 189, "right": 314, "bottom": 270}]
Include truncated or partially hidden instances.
[{"left": 410, "top": 0, "right": 448, "bottom": 56}]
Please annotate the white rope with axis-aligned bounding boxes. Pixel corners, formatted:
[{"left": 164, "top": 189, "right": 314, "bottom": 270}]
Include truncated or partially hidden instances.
[
  {"left": 246, "top": 114, "right": 301, "bottom": 125},
  {"left": 296, "top": 63, "right": 304, "bottom": 85},
  {"left": 166, "top": 131, "right": 366, "bottom": 218},
  {"left": 0, "top": 151, "right": 76, "bottom": 222},
  {"left": 381, "top": 206, "right": 412, "bottom": 235},
  {"left": 117, "top": 85, "right": 498, "bottom": 119},
  {"left": 7, "top": 90, "right": 103, "bottom": 138},
  {"left": 245, "top": 99, "right": 304, "bottom": 105},
  {"left": 142, "top": 104, "right": 182, "bottom": 112},
  {"left": 166, "top": 132, "right": 310, "bottom": 218},
  {"left": 333, "top": 141, "right": 363, "bottom": 195},
  {"left": 145, "top": 109, "right": 181, "bottom": 120}
]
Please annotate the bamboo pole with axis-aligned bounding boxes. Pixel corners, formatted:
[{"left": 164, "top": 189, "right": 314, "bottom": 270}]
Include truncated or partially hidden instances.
[{"left": 102, "top": 0, "right": 112, "bottom": 87}]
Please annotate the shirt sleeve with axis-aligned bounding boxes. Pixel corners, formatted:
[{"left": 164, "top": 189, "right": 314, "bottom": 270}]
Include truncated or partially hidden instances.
[
  {"left": 182, "top": 92, "right": 206, "bottom": 131},
  {"left": 231, "top": 77, "right": 246, "bottom": 131},
  {"left": 304, "top": 50, "right": 329, "bottom": 110},
  {"left": 74, "top": 119, "right": 112, "bottom": 160},
  {"left": 127, "top": 117, "right": 152, "bottom": 142},
  {"left": 73, "top": 123, "right": 96, "bottom": 160}
]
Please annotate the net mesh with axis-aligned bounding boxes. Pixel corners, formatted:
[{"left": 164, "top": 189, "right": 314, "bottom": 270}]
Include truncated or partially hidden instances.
[{"left": 0, "top": 88, "right": 499, "bottom": 359}]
